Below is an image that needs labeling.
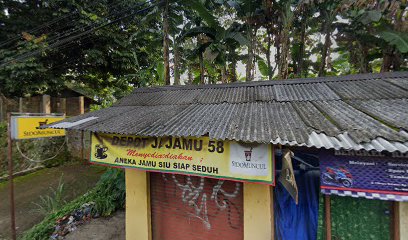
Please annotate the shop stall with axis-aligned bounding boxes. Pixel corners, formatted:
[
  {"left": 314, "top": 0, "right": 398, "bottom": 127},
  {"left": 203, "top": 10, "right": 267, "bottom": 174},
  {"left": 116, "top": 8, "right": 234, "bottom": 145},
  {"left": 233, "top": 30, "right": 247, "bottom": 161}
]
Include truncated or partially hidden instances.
[{"left": 45, "top": 71, "right": 408, "bottom": 240}]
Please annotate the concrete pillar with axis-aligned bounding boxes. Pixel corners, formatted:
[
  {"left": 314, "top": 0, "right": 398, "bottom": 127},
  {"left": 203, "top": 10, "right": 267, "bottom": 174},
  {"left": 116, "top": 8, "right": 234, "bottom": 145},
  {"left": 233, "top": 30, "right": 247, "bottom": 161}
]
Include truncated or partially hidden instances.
[
  {"left": 400, "top": 202, "right": 408, "bottom": 240},
  {"left": 42, "top": 95, "right": 51, "bottom": 114},
  {"left": 126, "top": 170, "right": 151, "bottom": 240},
  {"left": 244, "top": 183, "right": 273, "bottom": 240}
]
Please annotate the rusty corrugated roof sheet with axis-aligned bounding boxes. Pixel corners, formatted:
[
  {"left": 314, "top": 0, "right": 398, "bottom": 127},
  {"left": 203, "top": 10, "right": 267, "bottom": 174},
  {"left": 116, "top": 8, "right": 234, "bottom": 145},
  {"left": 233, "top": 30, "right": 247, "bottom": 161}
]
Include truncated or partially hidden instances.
[{"left": 48, "top": 71, "right": 408, "bottom": 153}]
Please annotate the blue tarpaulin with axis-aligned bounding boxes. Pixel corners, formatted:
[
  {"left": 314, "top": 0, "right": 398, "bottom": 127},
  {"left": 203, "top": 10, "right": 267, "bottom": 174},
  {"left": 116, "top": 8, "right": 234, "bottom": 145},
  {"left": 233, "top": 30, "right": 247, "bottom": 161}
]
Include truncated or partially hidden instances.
[{"left": 274, "top": 170, "right": 320, "bottom": 240}]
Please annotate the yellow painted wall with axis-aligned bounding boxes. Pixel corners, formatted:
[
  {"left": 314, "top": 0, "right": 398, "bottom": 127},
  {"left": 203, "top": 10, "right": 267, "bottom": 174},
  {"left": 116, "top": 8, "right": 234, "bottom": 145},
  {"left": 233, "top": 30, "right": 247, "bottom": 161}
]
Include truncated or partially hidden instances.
[
  {"left": 244, "top": 183, "right": 273, "bottom": 240},
  {"left": 125, "top": 172, "right": 274, "bottom": 240},
  {"left": 126, "top": 169, "right": 151, "bottom": 240},
  {"left": 400, "top": 202, "right": 408, "bottom": 240}
]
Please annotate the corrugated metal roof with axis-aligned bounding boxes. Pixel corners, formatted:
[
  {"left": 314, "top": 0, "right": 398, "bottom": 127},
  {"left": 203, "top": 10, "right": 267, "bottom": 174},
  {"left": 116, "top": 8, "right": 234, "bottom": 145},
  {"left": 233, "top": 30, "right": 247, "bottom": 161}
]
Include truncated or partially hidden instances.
[
  {"left": 349, "top": 99, "right": 408, "bottom": 131},
  {"left": 326, "top": 79, "right": 408, "bottom": 100},
  {"left": 47, "top": 71, "right": 408, "bottom": 153}
]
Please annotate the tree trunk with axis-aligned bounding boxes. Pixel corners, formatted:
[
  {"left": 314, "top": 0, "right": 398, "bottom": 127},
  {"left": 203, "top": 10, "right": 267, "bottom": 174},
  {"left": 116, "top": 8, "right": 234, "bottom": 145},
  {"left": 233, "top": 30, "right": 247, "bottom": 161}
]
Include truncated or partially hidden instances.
[
  {"left": 228, "top": 45, "right": 237, "bottom": 82},
  {"left": 246, "top": 25, "right": 255, "bottom": 82},
  {"left": 187, "top": 65, "right": 193, "bottom": 85},
  {"left": 266, "top": 32, "right": 273, "bottom": 81},
  {"left": 221, "top": 66, "right": 227, "bottom": 83},
  {"left": 318, "top": 12, "right": 331, "bottom": 77},
  {"left": 245, "top": 43, "right": 253, "bottom": 81},
  {"left": 278, "top": 3, "right": 293, "bottom": 80},
  {"left": 199, "top": 52, "right": 205, "bottom": 84},
  {"left": 278, "top": 28, "right": 290, "bottom": 79},
  {"left": 275, "top": 32, "right": 281, "bottom": 78},
  {"left": 174, "top": 45, "right": 181, "bottom": 85},
  {"left": 381, "top": 47, "right": 402, "bottom": 72},
  {"left": 297, "top": 18, "right": 306, "bottom": 77},
  {"left": 358, "top": 41, "right": 369, "bottom": 73},
  {"left": 230, "top": 52, "right": 237, "bottom": 83},
  {"left": 392, "top": 51, "right": 402, "bottom": 71},
  {"left": 163, "top": 0, "right": 170, "bottom": 85},
  {"left": 230, "top": 62, "right": 237, "bottom": 82}
]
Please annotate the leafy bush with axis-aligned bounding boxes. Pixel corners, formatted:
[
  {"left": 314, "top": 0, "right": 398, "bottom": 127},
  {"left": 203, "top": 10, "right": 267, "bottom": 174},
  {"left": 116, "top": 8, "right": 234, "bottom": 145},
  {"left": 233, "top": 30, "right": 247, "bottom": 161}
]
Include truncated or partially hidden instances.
[
  {"left": 32, "top": 175, "right": 66, "bottom": 215},
  {"left": 0, "top": 121, "right": 7, "bottom": 175},
  {"left": 21, "top": 168, "right": 125, "bottom": 240},
  {"left": 0, "top": 121, "right": 6, "bottom": 136},
  {"left": 92, "top": 168, "right": 125, "bottom": 216},
  {"left": 0, "top": 124, "right": 70, "bottom": 177},
  {"left": 18, "top": 137, "right": 69, "bottom": 168}
]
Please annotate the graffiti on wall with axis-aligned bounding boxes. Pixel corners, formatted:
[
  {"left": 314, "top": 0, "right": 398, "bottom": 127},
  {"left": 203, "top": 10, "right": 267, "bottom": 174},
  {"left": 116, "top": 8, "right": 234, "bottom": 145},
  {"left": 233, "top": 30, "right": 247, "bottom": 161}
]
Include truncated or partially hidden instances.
[{"left": 162, "top": 174, "right": 241, "bottom": 230}]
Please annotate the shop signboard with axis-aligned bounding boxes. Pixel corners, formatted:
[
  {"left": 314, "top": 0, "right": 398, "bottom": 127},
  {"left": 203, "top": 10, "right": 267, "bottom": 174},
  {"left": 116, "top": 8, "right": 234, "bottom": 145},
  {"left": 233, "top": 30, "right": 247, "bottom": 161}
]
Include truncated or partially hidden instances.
[
  {"left": 320, "top": 151, "right": 408, "bottom": 201},
  {"left": 11, "top": 115, "right": 65, "bottom": 140},
  {"left": 90, "top": 133, "right": 275, "bottom": 184}
]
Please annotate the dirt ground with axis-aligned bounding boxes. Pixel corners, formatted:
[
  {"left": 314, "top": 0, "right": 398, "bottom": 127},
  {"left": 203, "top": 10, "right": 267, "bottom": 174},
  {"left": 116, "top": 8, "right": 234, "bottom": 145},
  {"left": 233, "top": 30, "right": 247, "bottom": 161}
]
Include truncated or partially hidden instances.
[
  {"left": 64, "top": 210, "right": 125, "bottom": 240},
  {"left": 0, "top": 163, "right": 105, "bottom": 240}
]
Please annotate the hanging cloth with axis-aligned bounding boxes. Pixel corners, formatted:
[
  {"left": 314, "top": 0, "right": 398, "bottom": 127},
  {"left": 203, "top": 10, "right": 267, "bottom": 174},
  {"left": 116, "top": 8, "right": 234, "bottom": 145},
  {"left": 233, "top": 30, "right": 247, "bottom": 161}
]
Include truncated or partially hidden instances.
[{"left": 274, "top": 170, "right": 320, "bottom": 240}]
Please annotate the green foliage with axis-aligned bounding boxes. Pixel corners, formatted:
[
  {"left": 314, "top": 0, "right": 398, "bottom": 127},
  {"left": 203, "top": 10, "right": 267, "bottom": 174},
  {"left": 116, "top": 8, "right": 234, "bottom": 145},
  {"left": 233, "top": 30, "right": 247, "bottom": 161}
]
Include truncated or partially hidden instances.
[
  {"left": 156, "top": 62, "right": 165, "bottom": 84},
  {"left": 258, "top": 59, "right": 270, "bottom": 78},
  {"left": 331, "top": 196, "right": 391, "bottom": 240},
  {"left": 93, "top": 168, "right": 125, "bottom": 216},
  {"left": 32, "top": 175, "right": 67, "bottom": 215},
  {"left": 21, "top": 168, "right": 125, "bottom": 240},
  {"left": 0, "top": 0, "right": 406, "bottom": 92},
  {"left": 0, "top": 123, "right": 70, "bottom": 176},
  {"left": 0, "top": 0, "right": 163, "bottom": 97},
  {"left": 182, "top": 0, "right": 219, "bottom": 29},
  {"left": 0, "top": 121, "right": 6, "bottom": 144},
  {"left": 358, "top": 10, "right": 382, "bottom": 25},
  {"left": 379, "top": 31, "right": 408, "bottom": 54}
]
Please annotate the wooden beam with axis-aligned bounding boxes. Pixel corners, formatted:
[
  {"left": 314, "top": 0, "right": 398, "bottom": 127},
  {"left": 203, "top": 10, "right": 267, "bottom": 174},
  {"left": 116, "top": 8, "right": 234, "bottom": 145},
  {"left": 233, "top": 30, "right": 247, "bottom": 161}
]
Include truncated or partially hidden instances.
[{"left": 325, "top": 195, "right": 332, "bottom": 240}]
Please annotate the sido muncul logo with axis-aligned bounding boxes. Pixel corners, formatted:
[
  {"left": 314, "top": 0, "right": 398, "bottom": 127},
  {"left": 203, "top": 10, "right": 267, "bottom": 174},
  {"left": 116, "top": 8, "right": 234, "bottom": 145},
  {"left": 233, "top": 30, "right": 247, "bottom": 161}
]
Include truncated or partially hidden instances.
[
  {"left": 244, "top": 147, "right": 253, "bottom": 161},
  {"left": 230, "top": 143, "right": 269, "bottom": 176},
  {"left": 95, "top": 144, "right": 108, "bottom": 159},
  {"left": 36, "top": 119, "right": 49, "bottom": 129}
]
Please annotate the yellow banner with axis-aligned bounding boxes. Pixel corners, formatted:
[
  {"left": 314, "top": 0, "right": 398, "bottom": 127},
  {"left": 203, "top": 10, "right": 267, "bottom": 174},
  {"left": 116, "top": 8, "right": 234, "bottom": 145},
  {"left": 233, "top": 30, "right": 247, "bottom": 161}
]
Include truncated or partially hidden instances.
[
  {"left": 91, "top": 133, "right": 275, "bottom": 184},
  {"left": 11, "top": 116, "right": 65, "bottom": 139}
]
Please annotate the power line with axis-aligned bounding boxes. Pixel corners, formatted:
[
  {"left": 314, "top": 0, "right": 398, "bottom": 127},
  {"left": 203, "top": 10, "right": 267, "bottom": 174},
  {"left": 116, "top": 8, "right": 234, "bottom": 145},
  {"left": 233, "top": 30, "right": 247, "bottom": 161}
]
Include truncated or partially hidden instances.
[
  {"left": 0, "top": 0, "right": 147, "bottom": 52},
  {"left": 0, "top": 0, "right": 108, "bottom": 48},
  {"left": 0, "top": 0, "right": 160, "bottom": 66},
  {"left": 0, "top": 9, "right": 79, "bottom": 48}
]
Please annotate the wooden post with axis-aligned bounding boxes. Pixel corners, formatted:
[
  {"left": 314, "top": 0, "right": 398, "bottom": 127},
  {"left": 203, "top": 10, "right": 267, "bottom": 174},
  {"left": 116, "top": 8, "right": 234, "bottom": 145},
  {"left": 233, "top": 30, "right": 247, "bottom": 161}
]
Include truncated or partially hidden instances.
[
  {"left": 18, "top": 97, "right": 23, "bottom": 113},
  {"left": 7, "top": 113, "right": 16, "bottom": 240},
  {"left": 42, "top": 95, "right": 51, "bottom": 114},
  {"left": 325, "top": 195, "right": 332, "bottom": 240},
  {"left": 78, "top": 96, "right": 84, "bottom": 114},
  {"left": 270, "top": 186, "right": 275, "bottom": 240},
  {"left": 399, "top": 202, "right": 408, "bottom": 240},
  {"left": 393, "top": 202, "right": 400, "bottom": 240},
  {"left": 60, "top": 98, "right": 67, "bottom": 115}
]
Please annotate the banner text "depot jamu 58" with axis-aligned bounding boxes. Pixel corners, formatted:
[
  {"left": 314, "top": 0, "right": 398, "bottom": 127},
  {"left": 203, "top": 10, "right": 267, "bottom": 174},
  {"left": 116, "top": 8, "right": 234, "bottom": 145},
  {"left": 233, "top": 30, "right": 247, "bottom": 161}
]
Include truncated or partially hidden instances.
[{"left": 91, "top": 133, "right": 275, "bottom": 184}]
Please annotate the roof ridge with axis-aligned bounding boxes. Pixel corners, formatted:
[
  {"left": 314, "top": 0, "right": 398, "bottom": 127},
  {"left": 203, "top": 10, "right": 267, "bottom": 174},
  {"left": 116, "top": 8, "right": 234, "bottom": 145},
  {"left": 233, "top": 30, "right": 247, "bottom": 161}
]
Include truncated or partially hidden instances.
[{"left": 132, "top": 71, "right": 408, "bottom": 93}]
